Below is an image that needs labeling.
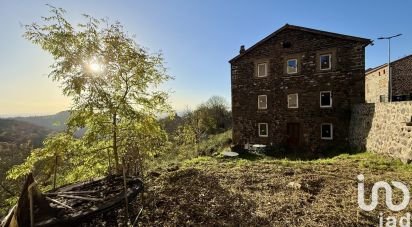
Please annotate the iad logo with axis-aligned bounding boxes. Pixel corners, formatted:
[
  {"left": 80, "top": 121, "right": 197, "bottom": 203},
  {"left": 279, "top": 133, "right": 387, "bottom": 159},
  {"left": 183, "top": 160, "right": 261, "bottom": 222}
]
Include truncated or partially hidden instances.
[{"left": 357, "top": 174, "right": 410, "bottom": 211}]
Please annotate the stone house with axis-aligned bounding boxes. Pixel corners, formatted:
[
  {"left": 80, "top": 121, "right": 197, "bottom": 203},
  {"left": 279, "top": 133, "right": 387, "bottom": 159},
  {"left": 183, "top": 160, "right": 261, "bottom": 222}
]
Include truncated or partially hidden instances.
[
  {"left": 229, "top": 24, "right": 371, "bottom": 152},
  {"left": 365, "top": 54, "right": 412, "bottom": 103}
]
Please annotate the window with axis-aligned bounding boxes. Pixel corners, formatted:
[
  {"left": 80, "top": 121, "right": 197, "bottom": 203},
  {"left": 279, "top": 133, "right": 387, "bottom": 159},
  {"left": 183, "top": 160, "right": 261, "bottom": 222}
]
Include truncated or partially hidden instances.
[
  {"left": 379, "top": 95, "right": 386, "bottom": 103},
  {"left": 287, "top": 59, "right": 298, "bottom": 74},
  {"left": 320, "top": 54, "right": 331, "bottom": 70},
  {"left": 258, "top": 95, "right": 267, "bottom": 109},
  {"left": 321, "top": 123, "right": 333, "bottom": 140},
  {"left": 258, "top": 123, "right": 268, "bottom": 137},
  {"left": 320, "top": 91, "right": 332, "bottom": 107},
  {"left": 257, "top": 63, "right": 267, "bottom": 77},
  {"left": 288, "top": 93, "right": 298, "bottom": 108}
]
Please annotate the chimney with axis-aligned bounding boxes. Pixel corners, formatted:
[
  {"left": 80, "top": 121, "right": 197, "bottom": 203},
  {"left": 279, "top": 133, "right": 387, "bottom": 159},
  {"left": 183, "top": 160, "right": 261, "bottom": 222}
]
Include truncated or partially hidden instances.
[{"left": 239, "top": 45, "right": 245, "bottom": 54}]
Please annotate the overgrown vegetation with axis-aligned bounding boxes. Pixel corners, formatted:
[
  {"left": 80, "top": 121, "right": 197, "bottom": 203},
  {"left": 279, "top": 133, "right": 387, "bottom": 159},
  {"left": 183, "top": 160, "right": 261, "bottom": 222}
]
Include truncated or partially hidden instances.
[
  {"left": 3, "top": 6, "right": 172, "bottom": 217},
  {"left": 0, "top": 6, "right": 232, "bottom": 219},
  {"left": 0, "top": 120, "right": 50, "bottom": 217},
  {"left": 139, "top": 152, "right": 412, "bottom": 226}
]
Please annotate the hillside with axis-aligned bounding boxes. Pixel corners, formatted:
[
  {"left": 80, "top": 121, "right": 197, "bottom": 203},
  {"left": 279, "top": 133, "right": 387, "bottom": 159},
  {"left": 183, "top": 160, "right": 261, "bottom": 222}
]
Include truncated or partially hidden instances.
[
  {"left": 13, "top": 111, "right": 70, "bottom": 132},
  {"left": 0, "top": 119, "right": 51, "bottom": 147},
  {"left": 0, "top": 119, "right": 52, "bottom": 217}
]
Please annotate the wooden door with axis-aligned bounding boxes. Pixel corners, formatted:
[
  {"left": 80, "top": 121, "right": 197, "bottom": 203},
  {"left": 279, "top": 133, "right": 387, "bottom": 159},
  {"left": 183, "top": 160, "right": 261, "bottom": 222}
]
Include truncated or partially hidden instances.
[{"left": 287, "top": 123, "right": 300, "bottom": 148}]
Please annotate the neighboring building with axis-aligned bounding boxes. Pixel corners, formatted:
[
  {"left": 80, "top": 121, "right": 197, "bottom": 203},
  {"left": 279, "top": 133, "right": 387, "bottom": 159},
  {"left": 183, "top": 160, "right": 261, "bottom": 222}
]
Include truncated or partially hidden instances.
[
  {"left": 229, "top": 24, "right": 371, "bottom": 152},
  {"left": 365, "top": 54, "right": 412, "bottom": 103},
  {"left": 365, "top": 64, "right": 388, "bottom": 103}
]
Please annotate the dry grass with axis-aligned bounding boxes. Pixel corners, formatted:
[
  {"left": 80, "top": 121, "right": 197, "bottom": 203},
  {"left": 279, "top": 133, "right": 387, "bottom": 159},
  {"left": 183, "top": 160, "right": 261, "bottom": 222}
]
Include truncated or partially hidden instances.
[{"left": 138, "top": 152, "right": 412, "bottom": 226}]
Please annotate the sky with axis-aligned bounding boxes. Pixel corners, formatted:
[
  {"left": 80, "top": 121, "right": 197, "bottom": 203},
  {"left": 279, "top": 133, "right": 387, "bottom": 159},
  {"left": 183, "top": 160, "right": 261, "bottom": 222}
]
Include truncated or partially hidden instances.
[{"left": 0, "top": 0, "right": 411, "bottom": 117}]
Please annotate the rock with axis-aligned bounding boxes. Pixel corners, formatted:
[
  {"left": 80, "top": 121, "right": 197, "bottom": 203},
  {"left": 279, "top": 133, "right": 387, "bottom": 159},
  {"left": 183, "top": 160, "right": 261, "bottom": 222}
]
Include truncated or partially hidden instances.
[
  {"left": 287, "top": 182, "right": 301, "bottom": 190},
  {"left": 222, "top": 151, "right": 239, "bottom": 157},
  {"left": 167, "top": 165, "right": 179, "bottom": 172},
  {"left": 148, "top": 171, "right": 161, "bottom": 178}
]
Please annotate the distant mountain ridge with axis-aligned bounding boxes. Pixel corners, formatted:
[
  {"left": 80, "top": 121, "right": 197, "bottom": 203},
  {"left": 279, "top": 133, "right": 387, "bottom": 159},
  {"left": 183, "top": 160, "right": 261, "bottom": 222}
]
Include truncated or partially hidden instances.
[
  {"left": 12, "top": 110, "right": 70, "bottom": 132},
  {"left": 0, "top": 119, "right": 51, "bottom": 147}
]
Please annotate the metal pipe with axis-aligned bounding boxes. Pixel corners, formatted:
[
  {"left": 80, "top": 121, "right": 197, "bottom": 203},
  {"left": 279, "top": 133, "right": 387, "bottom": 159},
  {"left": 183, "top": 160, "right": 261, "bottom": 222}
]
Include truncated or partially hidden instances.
[{"left": 378, "top": 34, "right": 402, "bottom": 102}]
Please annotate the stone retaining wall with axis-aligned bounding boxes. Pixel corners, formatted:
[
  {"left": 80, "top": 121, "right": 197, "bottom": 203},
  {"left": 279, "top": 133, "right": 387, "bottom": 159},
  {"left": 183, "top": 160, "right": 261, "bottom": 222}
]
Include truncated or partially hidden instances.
[{"left": 349, "top": 101, "right": 412, "bottom": 162}]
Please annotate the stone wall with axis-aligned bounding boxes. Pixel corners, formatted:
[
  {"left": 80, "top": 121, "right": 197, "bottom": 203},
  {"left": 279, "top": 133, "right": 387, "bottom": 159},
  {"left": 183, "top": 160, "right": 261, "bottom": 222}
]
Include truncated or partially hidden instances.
[{"left": 349, "top": 101, "right": 412, "bottom": 162}]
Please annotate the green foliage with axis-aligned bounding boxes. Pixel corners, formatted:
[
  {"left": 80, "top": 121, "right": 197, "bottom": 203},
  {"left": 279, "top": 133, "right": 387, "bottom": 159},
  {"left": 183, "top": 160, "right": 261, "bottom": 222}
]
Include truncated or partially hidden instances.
[
  {"left": 0, "top": 142, "right": 32, "bottom": 216},
  {"left": 8, "top": 6, "right": 172, "bottom": 190},
  {"left": 167, "top": 96, "right": 231, "bottom": 157},
  {"left": 197, "top": 130, "right": 232, "bottom": 155}
]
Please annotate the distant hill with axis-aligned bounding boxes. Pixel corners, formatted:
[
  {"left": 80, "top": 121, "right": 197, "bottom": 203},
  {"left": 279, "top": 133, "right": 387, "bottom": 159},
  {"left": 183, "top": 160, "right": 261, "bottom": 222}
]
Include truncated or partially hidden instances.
[
  {"left": 0, "top": 119, "right": 51, "bottom": 148},
  {"left": 13, "top": 111, "right": 70, "bottom": 132}
]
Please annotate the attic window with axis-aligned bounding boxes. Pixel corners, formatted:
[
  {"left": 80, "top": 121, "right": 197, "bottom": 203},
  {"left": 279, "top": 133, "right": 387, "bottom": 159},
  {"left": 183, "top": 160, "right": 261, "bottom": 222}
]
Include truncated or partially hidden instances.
[
  {"left": 282, "top": 41, "right": 291, "bottom": 48},
  {"left": 257, "top": 63, "right": 267, "bottom": 77}
]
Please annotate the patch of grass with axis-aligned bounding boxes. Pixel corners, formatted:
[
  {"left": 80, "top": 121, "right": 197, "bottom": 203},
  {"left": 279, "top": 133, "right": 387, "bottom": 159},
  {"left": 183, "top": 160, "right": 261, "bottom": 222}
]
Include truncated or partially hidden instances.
[
  {"left": 198, "top": 130, "right": 232, "bottom": 155},
  {"left": 182, "top": 156, "right": 216, "bottom": 167}
]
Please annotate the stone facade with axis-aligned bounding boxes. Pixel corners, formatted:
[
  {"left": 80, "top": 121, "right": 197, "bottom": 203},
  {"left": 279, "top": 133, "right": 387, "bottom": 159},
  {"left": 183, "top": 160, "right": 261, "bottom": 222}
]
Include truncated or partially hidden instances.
[
  {"left": 392, "top": 55, "right": 412, "bottom": 97},
  {"left": 365, "top": 55, "right": 412, "bottom": 103},
  {"left": 365, "top": 64, "right": 388, "bottom": 103},
  {"left": 349, "top": 102, "right": 412, "bottom": 163},
  {"left": 230, "top": 24, "right": 370, "bottom": 152}
]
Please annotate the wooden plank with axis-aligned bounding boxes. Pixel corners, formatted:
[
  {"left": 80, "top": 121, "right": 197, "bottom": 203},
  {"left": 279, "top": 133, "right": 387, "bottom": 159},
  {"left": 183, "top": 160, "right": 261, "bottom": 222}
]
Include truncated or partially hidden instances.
[
  {"left": 55, "top": 194, "right": 103, "bottom": 202},
  {"left": 45, "top": 190, "right": 99, "bottom": 196},
  {"left": 45, "top": 197, "right": 74, "bottom": 210}
]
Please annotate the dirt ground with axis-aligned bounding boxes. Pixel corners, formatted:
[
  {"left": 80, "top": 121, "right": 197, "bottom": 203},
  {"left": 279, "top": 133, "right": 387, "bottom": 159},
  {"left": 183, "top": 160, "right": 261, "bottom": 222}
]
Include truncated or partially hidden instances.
[{"left": 136, "top": 153, "right": 412, "bottom": 227}]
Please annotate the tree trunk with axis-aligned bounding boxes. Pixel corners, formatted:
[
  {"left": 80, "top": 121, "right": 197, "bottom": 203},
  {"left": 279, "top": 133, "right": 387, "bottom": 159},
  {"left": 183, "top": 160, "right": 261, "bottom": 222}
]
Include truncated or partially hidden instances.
[
  {"left": 53, "top": 154, "right": 58, "bottom": 190},
  {"left": 113, "top": 112, "right": 120, "bottom": 173}
]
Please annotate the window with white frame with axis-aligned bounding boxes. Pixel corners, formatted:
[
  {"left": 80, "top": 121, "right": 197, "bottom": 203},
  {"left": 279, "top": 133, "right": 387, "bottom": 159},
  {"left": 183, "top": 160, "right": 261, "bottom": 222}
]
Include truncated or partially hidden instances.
[
  {"left": 320, "top": 91, "right": 332, "bottom": 107},
  {"left": 257, "top": 63, "right": 267, "bottom": 77},
  {"left": 258, "top": 123, "right": 268, "bottom": 137},
  {"left": 287, "top": 59, "right": 298, "bottom": 74},
  {"left": 320, "top": 54, "right": 332, "bottom": 70},
  {"left": 287, "top": 93, "right": 298, "bottom": 108},
  {"left": 258, "top": 95, "right": 267, "bottom": 109},
  {"left": 321, "top": 123, "right": 333, "bottom": 140}
]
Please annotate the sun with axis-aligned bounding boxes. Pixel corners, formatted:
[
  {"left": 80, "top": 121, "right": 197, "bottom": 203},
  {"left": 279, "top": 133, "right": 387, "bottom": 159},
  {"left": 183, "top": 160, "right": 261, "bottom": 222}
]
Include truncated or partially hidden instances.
[
  {"left": 89, "top": 62, "right": 102, "bottom": 72},
  {"left": 87, "top": 57, "right": 103, "bottom": 73}
]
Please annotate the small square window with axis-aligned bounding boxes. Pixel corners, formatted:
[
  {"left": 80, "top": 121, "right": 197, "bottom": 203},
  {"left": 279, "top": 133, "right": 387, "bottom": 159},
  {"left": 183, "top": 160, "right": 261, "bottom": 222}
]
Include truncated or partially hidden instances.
[
  {"left": 320, "top": 54, "right": 331, "bottom": 70},
  {"left": 321, "top": 123, "right": 333, "bottom": 140},
  {"left": 379, "top": 95, "right": 386, "bottom": 103},
  {"left": 287, "top": 59, "right": 298, "bottom": 74},
  {"left": 258, "top": 123, "right": 268, "bottom": 137},
  {"left": 320, "top": 91, "right": 332, "bottom": 107},
  {"left": 288, "top": 93, "right": 298, "bottom": 108},
  {"left": 257, "top": 63, "right": 267, "bottom": 77},
  {"left": 258, "top": 95, "right": 267, "bottom": 109}
]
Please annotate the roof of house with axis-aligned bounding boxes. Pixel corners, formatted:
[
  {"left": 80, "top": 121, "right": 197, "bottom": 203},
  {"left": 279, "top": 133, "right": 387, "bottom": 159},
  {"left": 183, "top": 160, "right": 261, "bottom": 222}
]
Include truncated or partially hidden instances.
[
  {"left": 229, "top": 24, "right": 372, "bottom": 63},
  {"left": 365, "top": 63, "right": 388, "bottom": 74},
  {"left": 366, "top": 54, "right": 412, "bottom": 75}
]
